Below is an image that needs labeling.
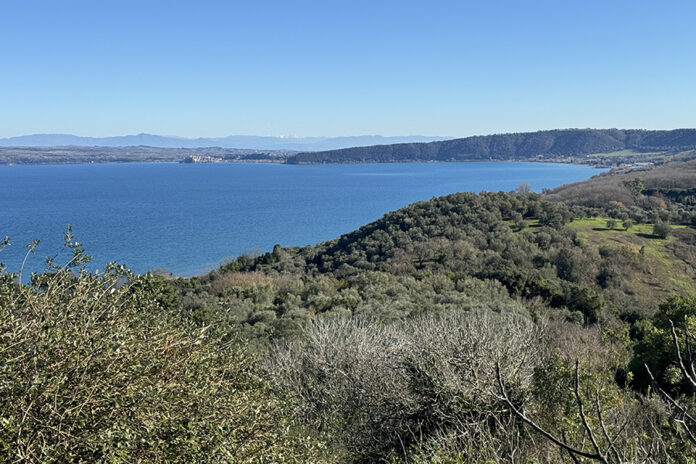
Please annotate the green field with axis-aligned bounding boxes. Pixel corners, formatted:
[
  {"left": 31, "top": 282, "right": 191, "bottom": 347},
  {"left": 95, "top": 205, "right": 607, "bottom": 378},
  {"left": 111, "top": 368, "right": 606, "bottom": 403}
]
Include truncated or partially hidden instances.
[
  {"left": 568, "top": 217, "right": 695, "bottom": 298},
  {"left": 509, "top": 216, "right": 696, "bottom": 304},
  {"left": 567, "top": 216, "right": 684, "bottom": 235}
]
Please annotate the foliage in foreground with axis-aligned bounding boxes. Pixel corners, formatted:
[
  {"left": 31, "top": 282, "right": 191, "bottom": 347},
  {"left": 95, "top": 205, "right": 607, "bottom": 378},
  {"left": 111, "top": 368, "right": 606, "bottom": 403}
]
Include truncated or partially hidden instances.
[
  {"left": 632, "top": 296, "right": 696, "bottom": 392},
  {"left": 269, "top": 308, "right": 696, "bottom": 463},
  {"left": 269, "top": 309, "right": 544, "bottom": 462},
  {"left": 0, "top": 265, "right": 328, "bottom": 463}
]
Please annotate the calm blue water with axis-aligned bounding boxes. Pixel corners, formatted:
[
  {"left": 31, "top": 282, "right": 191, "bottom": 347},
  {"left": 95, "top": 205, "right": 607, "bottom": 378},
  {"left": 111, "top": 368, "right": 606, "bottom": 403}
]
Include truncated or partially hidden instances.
[{"left": 0, "top": 162, "right": 603, "bottom": 277}]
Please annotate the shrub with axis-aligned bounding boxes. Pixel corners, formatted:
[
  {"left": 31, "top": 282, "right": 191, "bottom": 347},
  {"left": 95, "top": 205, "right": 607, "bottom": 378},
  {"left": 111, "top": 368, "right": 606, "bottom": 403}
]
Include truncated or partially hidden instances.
[
  {"left": 267, "top": 309, "right": 545, "bottom": 462},
  {"left": 0, "top": 265, "right": 328, "bottom": 463},
  {"left": 653, "top": 221, "right": 673, "bottom": 239},
  {"left": 630, "top": 296, "right": 696, "bottom": 393}
]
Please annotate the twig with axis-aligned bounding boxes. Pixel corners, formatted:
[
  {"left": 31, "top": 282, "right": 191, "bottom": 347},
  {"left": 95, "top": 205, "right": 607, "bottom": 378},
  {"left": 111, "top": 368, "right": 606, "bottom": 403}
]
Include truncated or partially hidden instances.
[
  {"left": 669, "top": 320, "right": 696, "bottom": 389},
  {"left": 573, "top": 360, "right": 606, "bottom": 462},
  {"left": 495, "top": 361, "right": 605, "bottom": 461},
  {"left": 645, "top": 364, "right": 696, "bottom": 446}
]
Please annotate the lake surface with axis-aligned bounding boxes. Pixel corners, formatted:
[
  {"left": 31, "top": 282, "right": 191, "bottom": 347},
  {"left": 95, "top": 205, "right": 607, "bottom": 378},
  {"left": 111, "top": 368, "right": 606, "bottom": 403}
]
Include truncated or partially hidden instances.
[{"left": 0, "top": 162, "right": 604, "bottom": 277}]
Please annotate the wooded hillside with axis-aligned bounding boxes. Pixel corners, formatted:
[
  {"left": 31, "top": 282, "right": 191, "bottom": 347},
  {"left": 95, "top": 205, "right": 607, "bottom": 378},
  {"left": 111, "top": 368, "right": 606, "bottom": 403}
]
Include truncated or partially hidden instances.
[{"left": 289, "top": 128, "right": 696, "bottom": 164}]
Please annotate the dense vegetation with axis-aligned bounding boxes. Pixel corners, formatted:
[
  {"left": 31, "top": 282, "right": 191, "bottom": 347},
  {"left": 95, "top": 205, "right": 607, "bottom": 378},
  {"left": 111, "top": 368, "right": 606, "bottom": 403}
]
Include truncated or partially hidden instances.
[
  {"left": 2, "top": 158, "right": 696, "bottom": 462},
  {"left": 0, "top": 241, "right": 331, "bottom": 463},
  {"left": 549, "top": 157, "right": 696, "bottom": 208},
  {"left": 288, "top": 128, "right": 696, "bottom": 165}
]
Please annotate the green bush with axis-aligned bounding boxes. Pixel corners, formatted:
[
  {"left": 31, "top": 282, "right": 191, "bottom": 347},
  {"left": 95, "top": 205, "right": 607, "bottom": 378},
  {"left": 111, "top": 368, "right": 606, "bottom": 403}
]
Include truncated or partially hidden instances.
[
  {"left": 653, "top": 221, "right": 673, "bottom": 239},
  {"left": 630, "top": 296, "right": 696, "bottom": 393},
  {"left": 0, "top": 265, "right": 328, "bottom": 463}
]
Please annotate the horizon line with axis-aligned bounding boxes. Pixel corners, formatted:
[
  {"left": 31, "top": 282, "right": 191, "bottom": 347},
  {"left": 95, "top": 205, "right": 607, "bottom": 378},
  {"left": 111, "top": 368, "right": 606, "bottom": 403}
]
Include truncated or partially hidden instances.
[{"left": 2, "top": 127, "right": 696, "bottom": 141}]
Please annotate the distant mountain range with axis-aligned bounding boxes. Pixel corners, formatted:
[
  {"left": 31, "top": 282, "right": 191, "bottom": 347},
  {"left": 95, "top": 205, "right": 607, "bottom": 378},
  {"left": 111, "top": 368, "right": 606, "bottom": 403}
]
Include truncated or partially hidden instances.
[
  {"left": 0, "top": 133, "right": 450, "bottom": 151},
  {"left": 4, "top": 129, "right": 696, "bottom": 166},
  {"left": 288, "top": 129, "right": 696, "bottom": 164}
]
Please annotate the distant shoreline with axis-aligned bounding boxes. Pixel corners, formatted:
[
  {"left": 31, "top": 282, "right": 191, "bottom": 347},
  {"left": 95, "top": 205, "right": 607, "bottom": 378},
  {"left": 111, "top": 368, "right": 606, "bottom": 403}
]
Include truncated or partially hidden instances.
[
  {"left": 3, "top": 128, "right": 696, "bottom": 168},
  {"left": 0, "top": 157, "right": 608, "bottom": 168},
  {"left": 0, "top": 160, "right": 622, "bottom": 190}
]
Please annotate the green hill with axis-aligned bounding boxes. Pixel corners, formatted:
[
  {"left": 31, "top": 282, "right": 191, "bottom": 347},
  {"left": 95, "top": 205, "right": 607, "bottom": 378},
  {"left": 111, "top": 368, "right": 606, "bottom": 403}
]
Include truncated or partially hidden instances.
[{"left": 288, "top": 128, "right": 696, "bottom": 164}]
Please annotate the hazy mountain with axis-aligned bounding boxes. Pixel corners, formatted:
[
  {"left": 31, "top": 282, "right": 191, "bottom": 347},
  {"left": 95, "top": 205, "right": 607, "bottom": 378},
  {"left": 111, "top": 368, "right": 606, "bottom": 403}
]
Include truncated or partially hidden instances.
[{"left": 0, "top": 134, "right": 450, "bottom": 151}]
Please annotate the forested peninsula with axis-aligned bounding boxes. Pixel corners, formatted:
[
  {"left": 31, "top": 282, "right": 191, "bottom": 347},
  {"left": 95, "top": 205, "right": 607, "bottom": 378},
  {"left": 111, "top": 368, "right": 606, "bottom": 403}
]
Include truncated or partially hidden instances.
[
  {"left": 3, "top": 157, "right": 696, "bottom": 462},
  {"left": 288, "top": 128, "right": 696, "bottom": 166}
]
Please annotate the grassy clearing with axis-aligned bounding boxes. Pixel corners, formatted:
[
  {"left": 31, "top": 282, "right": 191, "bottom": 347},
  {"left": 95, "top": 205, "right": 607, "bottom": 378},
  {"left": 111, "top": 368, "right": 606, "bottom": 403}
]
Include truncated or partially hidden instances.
[
  {"left": 505, "top": 216, "right": 695, "bottom": 309},
  {"left": 587, "top": 149, "right": 665, "bottom": 158},
  {"left": 508, "top": 216, "right": 696, "bottom": 302},
  {"left": 568, "top": 217, "right": 686, "bottom": 239},
  {"left": 568, "top": 217, "right": 695, "bottom": 299}
]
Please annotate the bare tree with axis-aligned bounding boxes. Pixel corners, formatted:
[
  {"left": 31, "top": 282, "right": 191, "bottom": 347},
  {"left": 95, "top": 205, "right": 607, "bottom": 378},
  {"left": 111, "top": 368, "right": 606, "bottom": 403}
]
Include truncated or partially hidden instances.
[
  {"left": 268, "top": 309, "right": 546, "bottom": 462},
  {"left": 516, "top": 182, "right": 532, "bottom": 195}
]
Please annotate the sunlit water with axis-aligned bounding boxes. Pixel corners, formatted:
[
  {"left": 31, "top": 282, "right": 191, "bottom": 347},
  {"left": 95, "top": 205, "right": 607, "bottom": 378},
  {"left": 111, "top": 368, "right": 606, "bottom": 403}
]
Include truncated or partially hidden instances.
[{"left": 0, "top": 162, "right": 604, "bottom": 276}]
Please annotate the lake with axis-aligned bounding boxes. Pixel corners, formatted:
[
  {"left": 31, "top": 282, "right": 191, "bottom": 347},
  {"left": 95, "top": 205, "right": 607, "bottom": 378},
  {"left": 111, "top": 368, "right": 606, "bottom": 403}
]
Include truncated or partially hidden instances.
[{"left": 0, "top": 162, "right": 604, "bottom": 277}]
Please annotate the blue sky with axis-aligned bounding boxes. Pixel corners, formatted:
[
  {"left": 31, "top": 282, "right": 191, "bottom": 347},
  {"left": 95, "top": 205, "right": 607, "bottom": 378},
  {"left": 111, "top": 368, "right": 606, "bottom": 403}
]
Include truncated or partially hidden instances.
[{"left": 1, "top": 0, "right": 695, "bottom": 138}]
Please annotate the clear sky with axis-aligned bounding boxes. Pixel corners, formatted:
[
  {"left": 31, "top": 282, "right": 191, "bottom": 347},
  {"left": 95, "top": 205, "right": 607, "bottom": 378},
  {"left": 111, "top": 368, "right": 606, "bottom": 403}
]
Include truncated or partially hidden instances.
[{"left": 1, "top": 0, "right": 695, "bottom": 138}]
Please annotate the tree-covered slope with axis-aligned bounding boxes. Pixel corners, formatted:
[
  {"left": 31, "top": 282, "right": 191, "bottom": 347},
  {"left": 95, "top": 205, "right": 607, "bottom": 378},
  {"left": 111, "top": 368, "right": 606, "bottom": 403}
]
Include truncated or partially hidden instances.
[
  {"left": 548, "top": 156, "right": 696, "bottom": 207},
  {"left": 206, "top": 160, "right": 696, "bottom": 342},
  {"left": 178, "top": 158, "right": 696, "bottom": 462},
  {"left": 4, "top": 158, "right": 696, "bottom": 462},
  {"left": 288, "top": 128, "right": 696, "bottom": 164}
]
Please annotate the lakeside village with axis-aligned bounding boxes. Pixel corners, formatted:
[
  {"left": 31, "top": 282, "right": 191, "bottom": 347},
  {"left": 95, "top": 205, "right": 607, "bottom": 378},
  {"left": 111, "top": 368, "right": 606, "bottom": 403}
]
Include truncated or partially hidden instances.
[
  {"left": 181, "top": 154, "right": 227, "bottom": 163},
  {"left": 181, "top": 152, "right": 290, "bottom": 164}
]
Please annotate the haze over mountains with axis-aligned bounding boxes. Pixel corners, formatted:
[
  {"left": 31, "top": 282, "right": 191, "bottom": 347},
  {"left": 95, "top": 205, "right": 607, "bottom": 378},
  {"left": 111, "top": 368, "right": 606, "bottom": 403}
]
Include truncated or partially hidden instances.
[
  {"left": 0, "top": 133, "right": 450, "bottom": 151},
  {"left": 4, "top": 129, "right": 696, "bottom": 166}
]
